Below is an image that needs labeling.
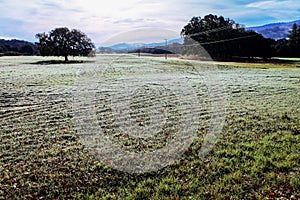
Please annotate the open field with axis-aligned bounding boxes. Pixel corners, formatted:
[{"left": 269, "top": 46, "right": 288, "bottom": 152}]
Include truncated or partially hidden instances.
[{"left": 0, "top": 55, "right": 299, "bottom": 199}]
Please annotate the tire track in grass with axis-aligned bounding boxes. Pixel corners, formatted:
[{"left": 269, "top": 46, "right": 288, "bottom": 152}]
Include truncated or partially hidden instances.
[
  {"left": 0, "top": 71, "right": 77, "bottom": 167},
  {"left": 73, "top": 53, "right": 228, "bottom": 173}
]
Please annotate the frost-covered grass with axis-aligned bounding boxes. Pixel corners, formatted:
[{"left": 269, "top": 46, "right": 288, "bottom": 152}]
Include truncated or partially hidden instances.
[{"left": 0, "top": 55, "right": 299, "bottom": 199}]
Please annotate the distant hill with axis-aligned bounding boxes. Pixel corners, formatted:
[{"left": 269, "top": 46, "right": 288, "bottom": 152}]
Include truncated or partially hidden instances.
[
  {"left": 107, "top": 42, "right": 145, "bottom": 51},
  {"left": 101, "top": 38, "right": 183, "bottom": 51},
  {"left": 247, "top": 20, "right": 300, "bottom": 40},
  {"left": 0, "top": 39, "right": 38, "bottom": 56}
]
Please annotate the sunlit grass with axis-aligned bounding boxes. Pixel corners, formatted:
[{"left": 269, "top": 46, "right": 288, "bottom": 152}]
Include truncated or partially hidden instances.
[{"left": 217, "top": 62, "right": 299, "bottom": 69}]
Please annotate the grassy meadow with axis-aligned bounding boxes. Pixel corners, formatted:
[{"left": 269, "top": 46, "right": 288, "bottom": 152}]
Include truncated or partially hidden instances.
[{"left": 0, "top": 54, "right": 299, "bottom": 199}]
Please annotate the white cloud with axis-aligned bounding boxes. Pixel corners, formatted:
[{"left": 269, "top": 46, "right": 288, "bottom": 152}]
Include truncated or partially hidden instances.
[
  {"left": 0, "top": 0, "right": 300, "bottom": 45},
  {"left": 246, "top": 0, "right": 299, "bottom": 9},
  {"left": 245, "top": 0, "right": 300, "bottom": 21}
]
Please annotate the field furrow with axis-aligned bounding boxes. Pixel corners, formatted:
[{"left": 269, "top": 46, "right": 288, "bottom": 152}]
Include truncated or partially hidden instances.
[{"left": 0, "top": 55, "right": 299, "bottom": 199}]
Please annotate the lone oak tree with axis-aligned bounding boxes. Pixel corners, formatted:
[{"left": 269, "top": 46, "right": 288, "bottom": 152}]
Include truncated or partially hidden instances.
[{"left": 35, "top": 27, "right": 95, "bottom": 61}]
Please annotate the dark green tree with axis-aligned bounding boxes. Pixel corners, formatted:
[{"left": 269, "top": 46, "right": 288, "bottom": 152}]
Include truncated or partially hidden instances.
[
  {"left": 287, "top": 23, "right": 300, "bottom": 57},
  {"left": 289, "top": 24, "right": 299, "bottom": 41},
  {"left": 275, "top": 39, "right": 290, "bottom": 57},
  {"left": 181, "top": 14, "right": 244, "bottom": 59},
  {"left": 181, "top": 14, "right": 274, "bottom": 60},
  {"left": 35, "top": 27, "right": 95, "bottom": 61}
]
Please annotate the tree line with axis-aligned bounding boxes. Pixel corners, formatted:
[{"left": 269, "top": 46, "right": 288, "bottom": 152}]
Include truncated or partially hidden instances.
[{"left": 180, "top": 14, "right": 300, "bottom": 60}]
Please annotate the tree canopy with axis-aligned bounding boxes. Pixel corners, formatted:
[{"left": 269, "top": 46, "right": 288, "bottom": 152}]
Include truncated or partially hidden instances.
[
  {"left": 35, "top": 27, "right": 95, "bottom": 61},
  {"left": 181, "top": 14, "right": 275, "bottom": 60}
]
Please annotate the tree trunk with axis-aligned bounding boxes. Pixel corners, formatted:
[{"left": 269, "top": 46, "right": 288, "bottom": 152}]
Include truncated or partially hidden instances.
[{"left": 64, "top": 55, "right": 68, "bottom": 62}]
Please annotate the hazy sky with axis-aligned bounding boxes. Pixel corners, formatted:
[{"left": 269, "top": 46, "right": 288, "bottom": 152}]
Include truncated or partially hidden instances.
[{"left": 1, "top": 0, "right": 300, "bottom": 46}]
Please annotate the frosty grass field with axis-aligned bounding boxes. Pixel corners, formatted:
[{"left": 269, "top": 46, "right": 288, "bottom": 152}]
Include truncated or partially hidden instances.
[{"left": 0, "top": 54, "right": 299, "bottom": 199}]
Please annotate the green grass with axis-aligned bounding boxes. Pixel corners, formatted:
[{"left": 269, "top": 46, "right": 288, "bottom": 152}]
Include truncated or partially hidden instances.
[
  {"left": 0, "top": 55, "right": 299, "bottom": 199},
  {"left": 216, "top": 61, "right": 300, "bottom": 69}
]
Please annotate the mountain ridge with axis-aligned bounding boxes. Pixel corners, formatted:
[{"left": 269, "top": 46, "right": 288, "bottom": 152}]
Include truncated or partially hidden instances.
[
  {"left": 247, "top": 19, "right": 300, "bottom": 40},
  {"left": 0, "top": 39, "right": 38, "bottom": 55},
  {"left": 100, "top": 38, "right": 183, "bottom": 51}
]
